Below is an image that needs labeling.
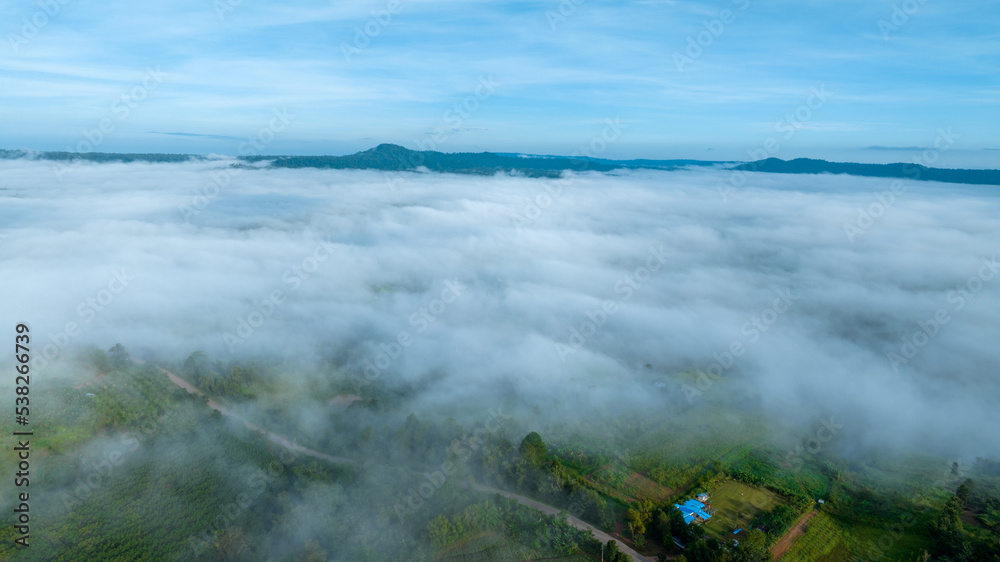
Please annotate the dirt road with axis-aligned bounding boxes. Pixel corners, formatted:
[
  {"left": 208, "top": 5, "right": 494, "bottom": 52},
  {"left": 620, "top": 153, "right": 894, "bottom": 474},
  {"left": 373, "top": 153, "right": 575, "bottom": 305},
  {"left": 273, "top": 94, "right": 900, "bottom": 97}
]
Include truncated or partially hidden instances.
[
  {"left": 472, "top": 483, "right": 651, "bottom": 562},
  {"left": 152, "top": 364, "right": 355, "bottom": 465},
  {"left": 770, "top": 509, "right": 817, "bottom": 559},
  {"left": 147, "top": 361, "right": 651, "bottom": 559}
]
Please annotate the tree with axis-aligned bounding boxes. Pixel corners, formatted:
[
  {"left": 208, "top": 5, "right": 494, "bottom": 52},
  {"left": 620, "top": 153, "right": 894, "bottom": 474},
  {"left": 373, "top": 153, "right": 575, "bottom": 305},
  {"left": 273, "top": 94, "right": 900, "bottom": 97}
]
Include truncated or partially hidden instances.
[
  {"left": 732, "top": 529, "right": 770, "bottom": 562},
  {"left": 89, "top": 346, "right": 111, "bottom": 372},
  {"left": 757, "top": 503, "right": 799, "bottom": 538},
  {"left": 604, "top": 539, "right": 629, "bottom": 562},
  {"left": 686, "top": 537, "right": 729, "bottom": 562},
  {"left": 956, "top": 478, "right": 975, "bottom": 505},
  {"left": 655, "top": 510, "right": 671, "bottom": 538},
  {"left": 627, "top": 500, "right": 655, "bottom": 542},
  {"left": 427, "top": 515, "right": 454, "bottom": 547},
  {"left": 108, "top": 343, "right": 130, "bottom": 369},
  {"left": 212, "top": 528, "right": 248, "bottom": 561},
  {"left": 519, "top": 432, "right": 548, "bottom": 467},
  {"left": 225, "top": 366, "right": 247, "bottom": 395},
  {"left": 669, "top": 506, "right": 695, "bottom": 544},
  {"left": 933, "top": 495, "right": 971, "bottom": 560}
]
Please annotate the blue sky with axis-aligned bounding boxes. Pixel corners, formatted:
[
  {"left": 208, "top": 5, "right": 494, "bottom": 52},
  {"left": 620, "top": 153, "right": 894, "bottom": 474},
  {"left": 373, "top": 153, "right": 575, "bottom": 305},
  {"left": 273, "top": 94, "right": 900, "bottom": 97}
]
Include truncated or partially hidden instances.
[{"left": 1, "top": 0, "right": 998, "bottom": 165}]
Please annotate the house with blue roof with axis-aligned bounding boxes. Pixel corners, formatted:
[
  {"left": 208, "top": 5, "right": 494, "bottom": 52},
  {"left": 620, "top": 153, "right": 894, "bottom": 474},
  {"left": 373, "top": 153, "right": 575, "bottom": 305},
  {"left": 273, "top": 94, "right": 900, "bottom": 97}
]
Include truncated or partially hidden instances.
[{"left": 674, "top": 498, "right": 713, "bottom": 524}]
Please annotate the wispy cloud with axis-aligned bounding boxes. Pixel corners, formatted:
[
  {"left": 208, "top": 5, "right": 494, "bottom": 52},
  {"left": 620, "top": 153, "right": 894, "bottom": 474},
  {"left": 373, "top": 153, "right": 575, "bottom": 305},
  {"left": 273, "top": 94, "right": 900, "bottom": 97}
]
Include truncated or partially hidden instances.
[
  {"left": 0, "top": 0, "right": 996, "bottom": 163},
  {"left": 865, "top": 145, "right": 930, "bottom": 151},
  {"left": 148, "top": 131, "right": 243, "bottom": 141}
]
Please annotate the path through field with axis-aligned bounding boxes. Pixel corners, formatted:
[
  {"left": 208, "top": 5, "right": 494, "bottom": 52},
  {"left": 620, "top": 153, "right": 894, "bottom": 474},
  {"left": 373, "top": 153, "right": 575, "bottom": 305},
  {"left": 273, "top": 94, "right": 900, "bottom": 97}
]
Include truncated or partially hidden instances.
[
  {"left": 770, "top": 509, "right": 818, "bottom": 559},
  {"left": 142, "top": 361, "right": 355, "bottom": 464}
]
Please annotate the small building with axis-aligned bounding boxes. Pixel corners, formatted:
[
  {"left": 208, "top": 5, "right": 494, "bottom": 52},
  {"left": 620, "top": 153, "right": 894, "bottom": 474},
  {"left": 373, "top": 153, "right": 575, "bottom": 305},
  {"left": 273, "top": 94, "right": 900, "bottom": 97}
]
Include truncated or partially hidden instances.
[
  {"left": 674, "top": 498, "right": 713, "bottom": 524},
  {"left": 732, "top": 527, "right": 747, "bottom": 545},
  {"left": 696, "top": 493, "right": 710, "bottom": 502}
]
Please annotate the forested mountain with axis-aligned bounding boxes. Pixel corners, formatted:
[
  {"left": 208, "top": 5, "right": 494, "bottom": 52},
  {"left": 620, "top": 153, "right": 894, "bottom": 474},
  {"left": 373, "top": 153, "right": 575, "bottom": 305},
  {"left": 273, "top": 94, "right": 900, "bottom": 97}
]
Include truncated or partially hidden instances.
[
  {"left": 254, "top": 143, "right": 723, "bottom": 177},
  {"left": 4, "top": 145, "right": 999, "bottom": 185},
  {"left": 733, "top": 157, "right": 1000, "bottom": 186},
  {"left": 0, "top": 149, "right": 199, "bottom": 164}
]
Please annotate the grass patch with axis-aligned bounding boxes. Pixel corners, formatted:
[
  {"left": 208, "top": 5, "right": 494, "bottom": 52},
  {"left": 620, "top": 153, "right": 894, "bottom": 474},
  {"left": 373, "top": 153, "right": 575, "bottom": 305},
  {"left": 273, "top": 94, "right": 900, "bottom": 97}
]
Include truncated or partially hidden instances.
[
  {"left": 779, "top": 511, "right": 931, "bottom": 562},
  {"left": 781, "top": 512, "right": 845, "bottom": 561},
  {"left": 847, "top": 522, "right": 929, "bottom": 561},
  {"left": 585, "top": 466, "right": 674, "bottom": 504},
  {"left": 699, "top": 480, "right": 785, "bottom": 542},
  {"left": 623, "top": 472, "right": 674, "bottom": 502}
]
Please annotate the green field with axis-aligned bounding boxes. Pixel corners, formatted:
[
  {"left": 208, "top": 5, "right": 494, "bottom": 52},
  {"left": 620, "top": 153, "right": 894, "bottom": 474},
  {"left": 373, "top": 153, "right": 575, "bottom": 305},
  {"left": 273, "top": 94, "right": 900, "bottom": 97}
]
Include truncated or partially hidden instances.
[
  {"left": 779, "top": 510, "right": 932, "bottom": 562},
  {"left": 699, "top": 480, "right": 785, "bottom": 542},
  {"left": 780, "top": 512, "right": 848, "bottom": 562},
  {"left": 434, "top": 531, "right": 540, "bottom": 561},
  {"left": 586, "top": 465, "right": 674, "bottom": 504},
  {"left": 3, "top": 348, "right": 996, "bottom": 561}
]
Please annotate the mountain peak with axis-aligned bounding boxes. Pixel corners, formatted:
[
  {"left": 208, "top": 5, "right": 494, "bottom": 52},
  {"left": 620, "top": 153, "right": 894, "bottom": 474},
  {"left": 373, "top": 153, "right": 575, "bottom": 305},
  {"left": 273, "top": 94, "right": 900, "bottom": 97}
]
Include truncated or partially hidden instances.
[{"left": 371, "top": 143, "right": 410, "bottom": 153}]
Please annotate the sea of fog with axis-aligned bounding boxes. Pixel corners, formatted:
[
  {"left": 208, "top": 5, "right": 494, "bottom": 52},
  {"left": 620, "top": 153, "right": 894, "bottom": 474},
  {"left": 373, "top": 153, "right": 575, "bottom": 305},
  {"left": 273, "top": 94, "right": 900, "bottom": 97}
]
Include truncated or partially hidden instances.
[{"left": 1, "top": 157, "right": 998, "bottom": 459}]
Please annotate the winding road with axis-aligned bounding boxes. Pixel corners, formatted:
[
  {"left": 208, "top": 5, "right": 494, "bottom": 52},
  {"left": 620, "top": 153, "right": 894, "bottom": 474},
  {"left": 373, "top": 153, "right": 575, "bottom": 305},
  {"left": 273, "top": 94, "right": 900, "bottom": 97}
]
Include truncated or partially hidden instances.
[
  {"left": 146, "top": 361, "right": 650, "bottom": 561},
  {"left": 146, "top": 362, "right": 355, "bottom": 464},
  {"left": 472, "top": 483, "right": 651, "bottom": 562}
]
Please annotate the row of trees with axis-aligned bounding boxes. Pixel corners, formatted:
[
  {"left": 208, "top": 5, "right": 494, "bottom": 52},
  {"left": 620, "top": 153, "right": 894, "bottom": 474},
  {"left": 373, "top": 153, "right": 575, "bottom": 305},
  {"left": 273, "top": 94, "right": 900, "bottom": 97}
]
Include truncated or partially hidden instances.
[
  {"left": 181, "top": 351, "right": 260, "bottom": 400},
  {"left": 931, "top": 479, "right": 1000, "bottom": 561}
]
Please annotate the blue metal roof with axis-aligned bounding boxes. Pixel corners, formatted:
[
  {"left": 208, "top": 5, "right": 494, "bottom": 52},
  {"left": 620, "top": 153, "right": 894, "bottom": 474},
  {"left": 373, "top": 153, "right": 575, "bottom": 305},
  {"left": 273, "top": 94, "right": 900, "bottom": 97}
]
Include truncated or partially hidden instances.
[{"left": 673, "top": 499, "right": 712, "bottom": 524}]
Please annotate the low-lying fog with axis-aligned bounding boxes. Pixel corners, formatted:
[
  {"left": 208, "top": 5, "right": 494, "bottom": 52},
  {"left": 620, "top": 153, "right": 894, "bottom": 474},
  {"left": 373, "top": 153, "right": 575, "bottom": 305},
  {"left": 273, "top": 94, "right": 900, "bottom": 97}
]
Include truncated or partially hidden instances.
[{"left": 2, "top": 157, "right": 998, "bottom": 460}]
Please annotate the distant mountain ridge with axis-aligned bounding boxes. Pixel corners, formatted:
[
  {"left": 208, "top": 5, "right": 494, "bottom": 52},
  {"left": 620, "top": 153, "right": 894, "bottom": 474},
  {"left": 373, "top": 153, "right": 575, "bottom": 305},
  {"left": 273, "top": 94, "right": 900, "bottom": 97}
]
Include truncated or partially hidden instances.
[
  {"left": 494, "top": 151, "right": 730, "bottom": 168},
  {"left": 0, "top": 148, "right": 200, "bottom": 163},
  {"left": 249, "top": 143, "right": 727, "bottom": 178},
  {"left": 732, "top": 157, "right": 1000, "bottom": 186},
  {"left": 2, "top": 145, "right": 998, "bottom": 185}
]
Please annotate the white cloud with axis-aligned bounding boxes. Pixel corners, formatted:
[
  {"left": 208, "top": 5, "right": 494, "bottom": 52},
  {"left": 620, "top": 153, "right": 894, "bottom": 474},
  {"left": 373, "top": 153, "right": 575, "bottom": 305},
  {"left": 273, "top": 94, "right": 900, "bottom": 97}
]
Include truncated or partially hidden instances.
[{"left": 1, "top": 158, "right": 998, "bottom": 458}]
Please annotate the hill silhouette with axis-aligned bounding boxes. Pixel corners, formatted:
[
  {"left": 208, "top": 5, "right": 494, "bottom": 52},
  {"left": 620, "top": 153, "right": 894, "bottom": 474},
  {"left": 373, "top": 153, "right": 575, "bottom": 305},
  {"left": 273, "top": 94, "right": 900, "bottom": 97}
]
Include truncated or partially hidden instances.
[
  {"left": 733, "top": 157, "right": 1000, "bottom": 186},
  {"left": 3, "top": 146, "right": 998, "bottom": 185},
  {"left": 258, "top": 143, "right": 709, "bottom": 177}
]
